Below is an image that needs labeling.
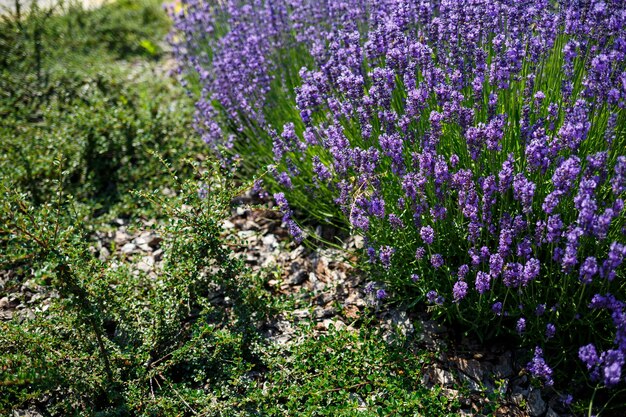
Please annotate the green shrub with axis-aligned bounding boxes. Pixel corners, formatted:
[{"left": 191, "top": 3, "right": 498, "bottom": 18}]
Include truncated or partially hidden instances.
[{"left": 0, "top": 161, "right": 273, "bottom": 415}]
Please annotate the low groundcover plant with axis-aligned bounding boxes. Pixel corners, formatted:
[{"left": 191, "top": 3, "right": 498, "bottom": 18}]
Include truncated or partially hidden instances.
[{"left": 171, "top": 0, "right": 626, "bottom": 404}]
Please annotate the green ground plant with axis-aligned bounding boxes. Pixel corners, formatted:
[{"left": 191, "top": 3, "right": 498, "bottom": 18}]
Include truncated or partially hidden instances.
[
  {"left": 0, "top": 0, "right": 198, "bottom": 219},
  {"left": 0, "top": 159, "right": 272, "bottom": 415}
]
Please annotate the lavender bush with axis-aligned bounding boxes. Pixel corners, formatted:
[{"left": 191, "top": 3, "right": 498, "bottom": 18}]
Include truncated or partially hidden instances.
[{"left": 171, "top": 0, "right": 626, "bottom": 398}]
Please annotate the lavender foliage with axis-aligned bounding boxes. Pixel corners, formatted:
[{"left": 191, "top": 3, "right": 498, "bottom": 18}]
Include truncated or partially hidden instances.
[{"left": 172, "top": 0, "right": 626, "bottom": 391}]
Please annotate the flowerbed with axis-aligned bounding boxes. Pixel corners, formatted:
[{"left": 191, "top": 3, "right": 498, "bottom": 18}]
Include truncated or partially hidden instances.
[{"left": 171, "top": 0, "right": 626, "bottom": 406}]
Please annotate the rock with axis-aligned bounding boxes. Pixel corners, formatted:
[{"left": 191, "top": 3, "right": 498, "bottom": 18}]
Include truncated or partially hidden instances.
[
  {"left": 454, "top": 358, "right": 485, "bottom": 392},
  {"left": 288, "top": 271, "right": 307, "bottom": 286},
  {"left": 288, "top": 262, "right": 308, "bottom": 285},
  {"left": 138, "top": 243, "right": 152, "bottom": 252},
  {"left": 493, "top": 351, "right": 514, "bottom": 378},
  {"left": 272, "top": 334, "right": 292, "bottom": 345},
  {"left": 275, "top": 320, "right": 294, "bottom": 334},
  {"left": 314, "top": 322, "right": 326, "bottom": 331},
  {"left": 349, "top": 392, "right": 367, "bottom": 410},
  {"left": 152, "top": 249, "right": 164, "bottom": 261},
  {"left": 136, "top": 256, "right": 155, "bottom": 272},
  {"left": 237, "top": 230, "right": 257, "bottom": 243},
  {"left": 99, "top": 246, "right": 110, "bottom": 261},
  {"left": 433, "top": 367, "right": 456, "bottom": 386},
  {"left": 292, "top": 309, "right": 310, "bottom": 319},
  {"left": 267, "top": 279, "right": 280, "bottom": 288},
  {"left": 342, "top": 305, "right": 360, "bottom": 320},
  {"left": 262, "top": 234, "right": 278, "bottom": 249},
  {"left": 389, "top": 310, "right": 414, "bottom": 337},
  {"left": 441, "top": 388, "right": 460, "bottom": 400},
  {"left": 460, "top": 373, "right": 483, "bottom": 393},
  {"left": 112, "top": 218, "right": 126, "bottom": 226},
  {"left": 345, "top": 292, "right": 367, "bottom": 308},
  {"left": 546, "top": 408, "right": 559, "bottom": 417},
  {"left": 290, "top": 246, "right": 305, "bottom": 260},
  {"left": 511, "top": 383, "right": 529, "bottom": 397},
  {"left": 322, "top": 319, "right": 345, "bottom": 331},
  {"left": 222, "top": 220, "right": 236, "bottom": 230},
  {"left": 313, "top": 306, "right": 336, "bottom": 319},
  {"left": 511, "top": 394, "right": 524, "bottom": 407},
  {"left": 114, "top": 230, "right": 131, "bottom": 245},
  {"left": 527, "top": 387, "right": 546, "bottom": 417},
  {"left": 315, "top": 292, "right": 334, "bottom": 305},
  {"left": 136, "top": 232, "right": 157, "bottom": 246},
  {"left": 12, "top": 408, "right": 44, "bottom": 417},
  {"left": 312, "top": 280, "right": 326, "bottom": 292},
  {"left": 120, "top": 243, "right": 136, "bottom": 254}
]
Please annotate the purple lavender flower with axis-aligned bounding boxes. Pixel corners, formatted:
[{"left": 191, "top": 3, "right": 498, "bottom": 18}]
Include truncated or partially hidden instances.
[
  {"left": 312, "top": 156, "right": 332, "bottom": 183},
  {"left": 453, "top": 280, "right": 468, "bottom": 302},
  {"left": 546, "top": 323, "right": 556, "bottom": 339},
  {"left": 513, "top": 173, "right": 535, "bottom": 213},
  {"left": 552, "top": 156, "right": 581, "bottom": 194},
  {"left": 350, "top": 206, "right": 370, "bottom": 231},
  {"left": 376, "top": 289, "right": 388, "bottom": 300},
  {"left": 489, "top": 253, "right": 504, "bottom": 277},
  {"left": 379, "top": 246, "right": 395, "bottom": 269},
  {"left": 431, "top": 254, "right": 444, "bottom": 269},
  {"left": 522, "top": 258, "right": 541, "bottom": 286},
  {"left": 458, "top": 264, "right": 469, "bottom": 280},
  {"left": 546, "top": 215, "right": 563, "bottom": 243},
  {"left": 176, "top": 1, "right": 626, "bottom": 391},
  {"left": 561, "top": 394, "right": 573, "bottom": 406},
  {"left": 475, "top": 271, "right": 491, "bottom": 294},
  {"left": 535, "top": 304, "right": 546, "bottom": 316},
  {"left": 379, "top": 133, "right": 405, "bottom": 174},
  {"left": 388, "top": 214, "right": 405, "bottom": 230},
  {"left": 580, "top": 257, "right": 598, "bottom": 284},
  {"left": 498, "top": 154, "right": 515, "bottom": 193},
  {"left": 579, "top": 344, "right": 601, "bottom": 378},
  {"left": 366, "top": 247, "right": 377, "bottom": 264},
  {"left": 492, "top": 302, "right": 503, "bottom": 316},
  {"left": 274, "top": 193, "right": 303, "bottom": 242},
  {"left": 369, "top": 196, "right": 386, "bottom": 218},
  {"left": 557, "top": 99, "right": 590, "bottom": 151},
  {"left": 503, "top": 262, "right": 523, "bottom": 288},
  {"left": 534, "top": 91, "right": 545, "bottom": 103},
  {"left": 516, "top": 318, "right": 527, "bottom": 334},
  {"left": 276, "top": 171, "right": 293, "bottom": 189},
  {"left": 528, "top": 347, "right": 554, "bottom": 386},
  {"left": 526, "top": 128, "right": 551, "bottom": 173},
  {"left": 420, "top": 226, "right": 435, "bottom": 245},
  {"left": 601, "top": 350, "right": 624, "bottom": 387},
  {"left": 612, "top": 157, "right": 626, "bottom": 195}
]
